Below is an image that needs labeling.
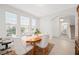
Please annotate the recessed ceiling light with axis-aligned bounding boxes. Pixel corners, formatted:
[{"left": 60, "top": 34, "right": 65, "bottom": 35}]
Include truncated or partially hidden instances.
[{"left": 60, "top": 18, "right": 64, "bottom": 22}]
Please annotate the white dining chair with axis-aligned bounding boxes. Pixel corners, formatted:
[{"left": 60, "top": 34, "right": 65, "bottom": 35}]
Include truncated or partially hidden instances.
[
  {"left": 36, "top": 34, "right": 49, "bottom": 54},
  {"left": 13, "top": 37, "right": 33, "bottom": 55}
]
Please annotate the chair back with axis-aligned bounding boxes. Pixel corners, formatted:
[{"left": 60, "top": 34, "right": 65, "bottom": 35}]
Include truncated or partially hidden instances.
[{"left": 38, "top": 34, "right": 49, "bottom": 48}]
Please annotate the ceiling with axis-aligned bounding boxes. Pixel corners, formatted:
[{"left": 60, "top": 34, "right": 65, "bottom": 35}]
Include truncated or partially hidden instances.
[{"left": 9, "top": 4, "right": 76, "bottom": 18}]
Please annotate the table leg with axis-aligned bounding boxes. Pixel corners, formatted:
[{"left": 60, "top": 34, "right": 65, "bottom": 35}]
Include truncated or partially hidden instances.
[
  {"left": 5, "top": 44, "right": 8, "bottom": 49},
  {"left": 32, "top": 43, "right": 36, "bottom": 55}
]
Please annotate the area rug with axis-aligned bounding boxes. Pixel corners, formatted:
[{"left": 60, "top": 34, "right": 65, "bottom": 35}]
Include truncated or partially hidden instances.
[{"left": 26, "top": 43, "right": 54, "bottom": 55}]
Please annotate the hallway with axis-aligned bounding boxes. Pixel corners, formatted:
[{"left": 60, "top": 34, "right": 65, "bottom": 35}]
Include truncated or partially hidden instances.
[{"left": 49, "top": 35, "right": 75, "bottom": 55}]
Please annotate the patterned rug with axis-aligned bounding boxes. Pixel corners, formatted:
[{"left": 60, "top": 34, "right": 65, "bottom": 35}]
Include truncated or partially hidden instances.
[{"left": 26, "top": 43, "right": 54, "bottom": 55}]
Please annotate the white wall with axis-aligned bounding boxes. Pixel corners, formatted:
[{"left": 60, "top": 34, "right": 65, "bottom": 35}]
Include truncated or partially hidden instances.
[
  {"left": 0, "top": 8, "right": 6, "bottom": 38},
  {"left": 67, "top": 23, "right": 71, "bottom": 39},
  {"left": 40, "top": 17, "right": 52, "bottom": 35},
  {"left": 39, "top": 7, "right": 75, "bottom": 38},
  {"left": 52, "top": 17, "right": 60, "bottom": 37},
  {"left": 40, "top": 16, "right": 60, "bottom": 38}
]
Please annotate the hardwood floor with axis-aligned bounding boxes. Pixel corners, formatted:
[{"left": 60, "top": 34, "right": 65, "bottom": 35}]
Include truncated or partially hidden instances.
[{"left": 49, "top": 35, "right": 75, "bottom": 55}]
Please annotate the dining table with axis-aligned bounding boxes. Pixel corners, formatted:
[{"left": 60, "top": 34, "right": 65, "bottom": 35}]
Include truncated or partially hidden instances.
[
  {"left": 1, "top": 42, "right": 12, "bottom": 49},
  {"left": 26, "top": 35, "right": 41, "bottom": 55}
]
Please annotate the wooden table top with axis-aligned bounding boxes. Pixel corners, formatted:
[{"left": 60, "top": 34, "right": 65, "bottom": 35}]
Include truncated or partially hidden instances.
[{"left": 26, "top": 35, "right": 41, "bottom": 43}]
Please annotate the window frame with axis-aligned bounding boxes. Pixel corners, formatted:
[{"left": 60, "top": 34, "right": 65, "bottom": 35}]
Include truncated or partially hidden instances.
[
  {"left": 20, "top": 16, "right": 30, "bottom": 34},
  {"left": 5, "top": 11, "right": 17, "bottom": 36}
]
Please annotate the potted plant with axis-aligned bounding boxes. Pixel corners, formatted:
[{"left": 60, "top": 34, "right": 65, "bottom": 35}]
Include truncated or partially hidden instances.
[{"left": 34, "top": 28, "right": 41, "bottom": 35}]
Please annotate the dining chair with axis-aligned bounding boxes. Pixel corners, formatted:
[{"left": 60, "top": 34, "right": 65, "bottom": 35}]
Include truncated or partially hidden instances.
[
  {"left": 13, "top": 37, "right": 33, "bottom": 55},
  {"left": 36, "top": 34, "right": 49, "bottom": 54}
]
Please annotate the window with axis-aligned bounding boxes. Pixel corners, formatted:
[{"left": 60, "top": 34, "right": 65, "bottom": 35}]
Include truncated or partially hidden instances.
[
  {"left": 32, "top": 18, "right": 37, "bottom": 31},
  {"left": 5, "top": 12, "right": 17, "bottom": 36},
  {"left": 20, "top": 16, "right": 30, "bottom": 34}
]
